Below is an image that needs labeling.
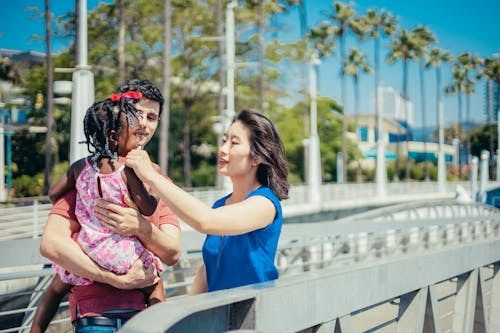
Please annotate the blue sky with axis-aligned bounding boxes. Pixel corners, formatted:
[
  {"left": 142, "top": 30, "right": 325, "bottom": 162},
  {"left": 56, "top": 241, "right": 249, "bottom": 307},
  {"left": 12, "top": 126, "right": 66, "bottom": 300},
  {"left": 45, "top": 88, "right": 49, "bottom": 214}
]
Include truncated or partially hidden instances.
[{"left": 1, "top": 0, "right": 499, "bottom": 129}]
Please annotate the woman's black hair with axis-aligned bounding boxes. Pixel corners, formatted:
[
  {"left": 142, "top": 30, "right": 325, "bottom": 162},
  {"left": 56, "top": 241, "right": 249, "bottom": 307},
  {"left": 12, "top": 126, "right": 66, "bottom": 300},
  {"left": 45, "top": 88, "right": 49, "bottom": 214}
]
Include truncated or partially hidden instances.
[{"left": 233, "top": 109, "right": 289, "bottom": 200}]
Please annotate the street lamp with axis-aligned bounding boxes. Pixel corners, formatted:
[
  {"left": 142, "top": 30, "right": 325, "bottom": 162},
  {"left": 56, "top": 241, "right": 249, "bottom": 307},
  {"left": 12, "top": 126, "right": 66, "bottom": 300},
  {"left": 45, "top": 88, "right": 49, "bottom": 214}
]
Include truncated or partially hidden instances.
[
  {"left": 375, "top": 87, "right": 387, "bottom": 197},
  {"left": 220, "top": 0, "right": 237, "bottom": 193},
  {"left": 307, "top": 50, "right": 321, "bottom": 206},
  {"left": 437, "top": 99, "right": 447, "bottom": 193},
  {"left": 70, "top": 0, "right": 94, "bottom": 163}
]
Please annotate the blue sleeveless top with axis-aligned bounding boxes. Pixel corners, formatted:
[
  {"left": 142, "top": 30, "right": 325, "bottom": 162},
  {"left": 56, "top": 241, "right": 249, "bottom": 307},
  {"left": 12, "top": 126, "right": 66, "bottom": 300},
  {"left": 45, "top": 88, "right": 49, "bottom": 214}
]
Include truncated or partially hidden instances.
[{"left": 202, "top": 186, "right": 283, "bottom": 292}]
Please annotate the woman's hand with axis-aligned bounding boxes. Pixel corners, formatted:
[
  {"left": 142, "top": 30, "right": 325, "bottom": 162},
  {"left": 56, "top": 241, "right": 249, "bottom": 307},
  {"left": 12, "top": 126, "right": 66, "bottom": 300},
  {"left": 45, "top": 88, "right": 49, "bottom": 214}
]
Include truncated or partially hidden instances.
[
  {"left": 95, "top": 197, "right": 148, "bottom": 237},
  {"left": 113, "top": 251, "right": 159, "bottom": 289},
  {"left": 126, "top": 149, "right": 158, "bottom": 183}
]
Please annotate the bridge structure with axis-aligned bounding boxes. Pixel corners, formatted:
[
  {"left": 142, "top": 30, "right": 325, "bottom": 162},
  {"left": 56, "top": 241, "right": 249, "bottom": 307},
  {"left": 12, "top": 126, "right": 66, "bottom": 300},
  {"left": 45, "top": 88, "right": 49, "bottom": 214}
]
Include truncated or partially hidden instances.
[{"left": 0, "top": 179, "right": 499, "bottom": 332}]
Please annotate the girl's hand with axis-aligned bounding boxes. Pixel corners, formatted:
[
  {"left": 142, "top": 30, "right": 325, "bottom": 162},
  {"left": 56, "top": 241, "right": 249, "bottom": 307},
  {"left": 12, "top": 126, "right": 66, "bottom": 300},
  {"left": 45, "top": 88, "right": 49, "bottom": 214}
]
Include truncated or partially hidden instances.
[
  {"left": 95, "top": 198, "right": 145, "bottom": 237},
  {"left": 126, "top": 149, "right": 157, "bottom": 183}
]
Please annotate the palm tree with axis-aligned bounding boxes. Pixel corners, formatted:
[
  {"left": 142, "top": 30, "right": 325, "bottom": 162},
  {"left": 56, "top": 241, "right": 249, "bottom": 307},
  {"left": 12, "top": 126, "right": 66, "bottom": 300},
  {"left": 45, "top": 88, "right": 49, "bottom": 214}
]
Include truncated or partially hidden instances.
[
  {"left": 363, "top": 9, "right": 397, "bottom": 190},
  {"left": 412, "top": 26, "right": 436, "bottom": 180},
  {"left": 425, "top": 47, "right": 452, "bottom": 190},
  {"left": 0, "top": 58, "right": 21, "bottom": 84},
  {"left": 445, "top": 62, "right": 466, "bottom": 178},
  {"left": 342, "top": 47, "right": 371, "bottom": 181},
  {"left": 159, "top": 0, "right": 172, "bottom": 175},
  {"left": 322, "top": 1, "right": 355, "bottom": 183},
  {"left": 43, "top": 0, "right": 55, "bottom": 195},
  {"left": 477, "top": 56, "right": 500, "bottom": 178},
  {"left": 387, "top": 29, "right": 419, "bottom": 181}
]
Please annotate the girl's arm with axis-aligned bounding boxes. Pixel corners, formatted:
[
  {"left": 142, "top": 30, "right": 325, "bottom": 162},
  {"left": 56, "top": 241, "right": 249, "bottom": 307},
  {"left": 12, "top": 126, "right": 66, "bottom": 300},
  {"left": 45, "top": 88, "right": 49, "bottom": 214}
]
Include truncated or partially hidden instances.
[
  {"left": 48, "top": 159, "right": 84, "bottom": 204},
  {"left": 125, "top": 150, "right": 276, "bottom": 236},
  {"left": 123, "top": 166, "right": 158, "bottom": 216},
  {"left": 30, "top": 275, "right": 71, "bottom": 333}
]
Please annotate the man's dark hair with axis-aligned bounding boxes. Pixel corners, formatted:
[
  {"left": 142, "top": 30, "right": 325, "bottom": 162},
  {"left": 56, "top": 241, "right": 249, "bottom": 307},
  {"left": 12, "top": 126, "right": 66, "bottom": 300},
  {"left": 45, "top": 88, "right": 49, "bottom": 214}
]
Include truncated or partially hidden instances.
[{"left": 116, "top": 79, "right": 164, "bottom": 116}]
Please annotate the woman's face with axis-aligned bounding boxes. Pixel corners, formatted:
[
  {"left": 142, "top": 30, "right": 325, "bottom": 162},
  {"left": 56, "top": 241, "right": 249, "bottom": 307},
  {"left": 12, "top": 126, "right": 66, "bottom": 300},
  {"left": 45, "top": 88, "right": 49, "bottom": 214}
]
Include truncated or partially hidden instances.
[
  {"left": 218, "top": 120, "right": 258, "bottom": 177},
  {"left": 116, "top": 98, "right": 160, "bottom": 156}
]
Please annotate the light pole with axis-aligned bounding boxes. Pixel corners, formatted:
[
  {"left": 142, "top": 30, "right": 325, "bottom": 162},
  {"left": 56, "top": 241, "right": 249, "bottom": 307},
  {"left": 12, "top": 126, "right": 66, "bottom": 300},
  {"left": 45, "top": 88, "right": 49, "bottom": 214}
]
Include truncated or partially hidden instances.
[
  {"left": 437, "top": 99, "right": 447, "bottom": 192},
  {"left": 221, "top": 0, "right": 237, "bottom": 193},
  {"left": 0, "top": 102, "right": 4, "bottom": 201},
  {"left": 308, "top": 51, "right": 321, "bottom": 206},
  {"left": 375, "top": 87, "right": 387, "bottom": 197},
  {"left": 70, "top": 0, "right": 94, "bottom": 163},
  {"left": 497, "top": 107, "right": 500, "bottom": 181}
]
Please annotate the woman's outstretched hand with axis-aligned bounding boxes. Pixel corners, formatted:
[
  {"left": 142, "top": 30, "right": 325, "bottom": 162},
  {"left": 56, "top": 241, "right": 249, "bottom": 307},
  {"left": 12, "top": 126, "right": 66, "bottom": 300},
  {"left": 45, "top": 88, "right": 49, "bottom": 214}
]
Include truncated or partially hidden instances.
[{"left": 126, "top": 149, "right": 157, "bottom": 183}]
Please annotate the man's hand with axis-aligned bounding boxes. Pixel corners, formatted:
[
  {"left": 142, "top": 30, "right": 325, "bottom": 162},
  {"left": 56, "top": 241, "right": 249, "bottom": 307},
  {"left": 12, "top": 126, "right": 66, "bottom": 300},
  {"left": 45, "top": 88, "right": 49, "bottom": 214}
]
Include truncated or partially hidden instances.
[
  {"left": 95, "top": 198, "right": 146, "bottom": 237},
  {"left": 114, "top": 251, "right": 159, "bottom": 289}
]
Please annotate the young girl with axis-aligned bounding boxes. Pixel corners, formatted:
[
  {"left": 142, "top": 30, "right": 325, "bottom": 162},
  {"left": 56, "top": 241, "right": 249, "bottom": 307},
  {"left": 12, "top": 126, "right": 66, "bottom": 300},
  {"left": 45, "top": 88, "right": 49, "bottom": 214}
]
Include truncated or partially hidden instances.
[
  {"left": 121, "top": 109, "right": 289, "bottom": 293},
  {"left": 31, "top": 93, "right": 164, "bottom": 333}
]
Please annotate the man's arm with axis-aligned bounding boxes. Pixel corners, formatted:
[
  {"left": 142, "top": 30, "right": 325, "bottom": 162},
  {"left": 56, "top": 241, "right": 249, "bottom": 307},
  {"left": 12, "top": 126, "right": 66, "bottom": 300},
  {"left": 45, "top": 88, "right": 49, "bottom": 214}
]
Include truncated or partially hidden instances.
[
  {"left": 95, "top": 195, "right": 181, "bottom": 266},
  {"left": 40, "top": 214, "right": 158, "bottom": 289}
]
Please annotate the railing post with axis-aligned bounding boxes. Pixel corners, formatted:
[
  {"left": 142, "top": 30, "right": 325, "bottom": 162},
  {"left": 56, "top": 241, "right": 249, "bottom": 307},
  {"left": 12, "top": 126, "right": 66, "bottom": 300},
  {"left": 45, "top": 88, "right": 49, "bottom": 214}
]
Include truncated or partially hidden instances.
[
  {"left": 452, "top": 270, "right": 478, "bottom": 333},
  {"left": 490, "top": 263, "right": 500, "bottom": 333},
  {"left": 396, "top": 287, "right": 427, "bottom": 333},
  {"left": 471, "top": 156, "right": 479, "bottom": 201},
  {"left": 33, "top": 199, "right": 39, "bottom": 239},
  {"left": 477, "top": 150, "right": 490, "bottom": 203}
]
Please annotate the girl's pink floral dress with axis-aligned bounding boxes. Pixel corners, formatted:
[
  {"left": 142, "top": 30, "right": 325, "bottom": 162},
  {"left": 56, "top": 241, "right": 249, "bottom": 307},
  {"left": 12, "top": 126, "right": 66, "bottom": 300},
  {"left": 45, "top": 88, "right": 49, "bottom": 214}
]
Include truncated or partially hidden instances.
[{"left": 53, "top": 159, "right": 162, "bottom": 285}]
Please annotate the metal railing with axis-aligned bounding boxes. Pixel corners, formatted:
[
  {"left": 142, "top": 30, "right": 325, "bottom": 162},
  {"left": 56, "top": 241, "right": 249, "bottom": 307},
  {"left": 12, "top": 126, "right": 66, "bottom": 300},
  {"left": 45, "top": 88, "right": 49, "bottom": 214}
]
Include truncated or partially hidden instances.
[
  {"left": 0, "top": 181, "right": 482, "bottom": 242},
  {"left": 120, "top": 201, "right": 500, "bottom": 333},
  {"left": 1, "top": 200, "right": 499, "bottom": 332}
]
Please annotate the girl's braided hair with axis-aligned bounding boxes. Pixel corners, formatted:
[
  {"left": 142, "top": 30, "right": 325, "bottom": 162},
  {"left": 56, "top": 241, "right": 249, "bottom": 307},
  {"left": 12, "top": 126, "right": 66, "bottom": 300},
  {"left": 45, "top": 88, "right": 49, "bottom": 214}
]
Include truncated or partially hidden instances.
[{"left": 82, "top": 92, "right": 143, "bottom": 169}]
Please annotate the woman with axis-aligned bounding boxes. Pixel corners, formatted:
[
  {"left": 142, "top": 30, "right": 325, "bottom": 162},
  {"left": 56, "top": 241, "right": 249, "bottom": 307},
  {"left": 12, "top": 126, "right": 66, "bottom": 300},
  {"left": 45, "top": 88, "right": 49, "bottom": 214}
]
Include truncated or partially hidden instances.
[{"left": 114, "top": 109, "right": 289, "bottom": 293}]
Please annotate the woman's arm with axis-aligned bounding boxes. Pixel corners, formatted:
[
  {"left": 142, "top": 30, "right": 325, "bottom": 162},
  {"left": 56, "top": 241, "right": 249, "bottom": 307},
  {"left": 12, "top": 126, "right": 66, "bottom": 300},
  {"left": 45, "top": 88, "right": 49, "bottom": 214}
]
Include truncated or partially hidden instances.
[
  {"left": 188, "top": 264, "right": 208, "bottom": 295},
  {"left": 125, "top": 150, "right": 276, "bottom": 236},
  {"left": 94, "top": 194, "right": 181, "bottom": 265},
  {"left": 40, "top": 214, "right": 159, "bottom": 289}
]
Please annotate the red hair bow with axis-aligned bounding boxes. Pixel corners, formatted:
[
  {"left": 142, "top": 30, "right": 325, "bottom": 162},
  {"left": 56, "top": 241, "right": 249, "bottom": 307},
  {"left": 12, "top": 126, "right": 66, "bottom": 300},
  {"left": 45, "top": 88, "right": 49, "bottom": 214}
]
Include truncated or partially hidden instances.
[{"left": 109, "top": 91, "right": 143, "bottom": 102}]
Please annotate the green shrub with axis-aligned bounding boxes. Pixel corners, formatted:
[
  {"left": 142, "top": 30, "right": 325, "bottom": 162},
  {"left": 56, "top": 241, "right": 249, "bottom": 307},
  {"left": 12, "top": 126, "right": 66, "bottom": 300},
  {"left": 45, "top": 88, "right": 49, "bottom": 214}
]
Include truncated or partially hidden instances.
[{"left": 12, "top": 173, "right": 44, "bottom": 197}]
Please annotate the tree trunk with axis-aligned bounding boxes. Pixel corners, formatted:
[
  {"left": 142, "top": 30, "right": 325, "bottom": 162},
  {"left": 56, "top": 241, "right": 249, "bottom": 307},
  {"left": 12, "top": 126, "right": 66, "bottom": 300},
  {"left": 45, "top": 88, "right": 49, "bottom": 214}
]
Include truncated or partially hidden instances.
[
  {"left": 118, "top": 0, "right": 125, "bottom": 83},
  {"left": 182, "top": 99, "right": 192, "bottom": 187},
  {"left": 465, "top": 93, "right": 471, "bottom": 165},
  {"left": 403, "top": 59, "right": 411, "bottom": 181},
  {"left": 74, "top": 0, "right": 80, "bottom": 63},
  {"left": 215, "top": 0, "right": 225, "bottom": 188},
  {"left": 258, "top": 0, "right": 265, "bottom": 112},
  {"left": 159, "top": 0, "right": 171, "bottom": 175},
  {"left": 457, "top": 91, "right": 463, "bottom": 178},
  {"left": 340, "top": 34, "right": 347, "bottom": 183},
  {"left": 488, "top": 80, "right": 494, "bottom": 177},
  {"left": 43, "top": 0, "right": 54, "bottom": 194},
  {"left": 419, "top": 58, "right": 429, "bottom": 181}
]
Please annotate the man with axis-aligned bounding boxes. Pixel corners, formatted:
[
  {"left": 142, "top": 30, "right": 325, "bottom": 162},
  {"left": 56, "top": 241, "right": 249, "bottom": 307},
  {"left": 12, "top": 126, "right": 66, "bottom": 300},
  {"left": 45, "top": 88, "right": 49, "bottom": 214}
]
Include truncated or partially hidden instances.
[{"left": 39, "top": 79, "right": 181, "bottom": 332}]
